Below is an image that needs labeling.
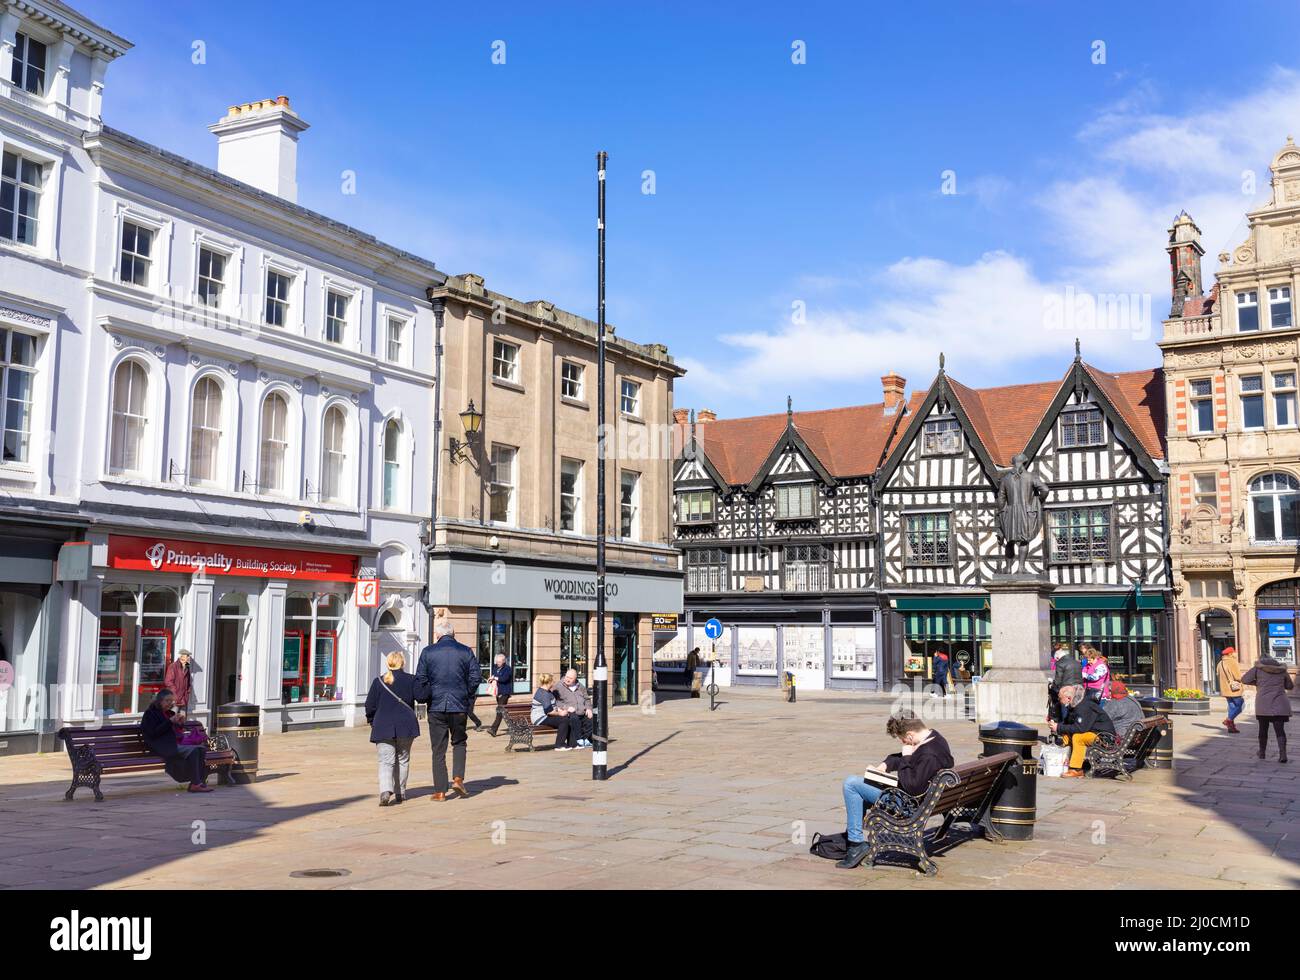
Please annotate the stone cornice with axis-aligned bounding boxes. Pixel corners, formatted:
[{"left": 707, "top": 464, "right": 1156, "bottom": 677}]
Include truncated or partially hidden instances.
[{"left": 4, "top": 0, "right": 132, "bottom": 59}]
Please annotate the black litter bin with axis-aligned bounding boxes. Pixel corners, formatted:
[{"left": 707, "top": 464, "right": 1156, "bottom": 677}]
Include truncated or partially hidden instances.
[
  {"left": 978, "top": 721, "right": 1039, "bottom": 841},
  {"left": 1138, "top": 696, "right": 1175, "bottom": 770},
  {"left": 216, "top": 702, "right": 260, "bottom": 783}
]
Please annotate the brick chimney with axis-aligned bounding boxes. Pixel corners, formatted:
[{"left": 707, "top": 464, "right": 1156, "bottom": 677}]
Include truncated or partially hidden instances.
[
  {"left": 697, "top": 408, "right": 717, "bottom": 424},
  {"left": 881, "top": 372, "right": 906, "bottom": 414},
  {"left": 209, "top": 97, "right": 309, "bottom": 202},
  {"left": 672, "top": 408, "right": 690, "bottom": 425},
  {"left": 1166, "top": 210, "right": 1204, "bottom": 317}
]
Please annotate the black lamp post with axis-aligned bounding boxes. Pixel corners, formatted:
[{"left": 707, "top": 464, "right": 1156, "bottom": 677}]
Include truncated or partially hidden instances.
[{"left": 593, "top": 150, "right": 609, "bottom": 781}]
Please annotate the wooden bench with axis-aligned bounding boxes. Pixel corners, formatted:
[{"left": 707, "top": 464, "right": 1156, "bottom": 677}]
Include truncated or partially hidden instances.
[
  {"left": 858, "top": 751, "right": 1018, "bottom": 877},
  {"left": 1085, "top": 715, "right": 1168, "bottom": 780},
  {"left": 58, "top": 722, "right": 237, "bottom": 801},
  {"left": 502, "top": 702, "right": 562, "bottom": 752}
]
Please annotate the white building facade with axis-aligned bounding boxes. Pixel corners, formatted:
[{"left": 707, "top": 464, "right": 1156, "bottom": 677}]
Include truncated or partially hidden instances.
[{"left": 0, "top": 0, "right": 439, "bottom": 752}]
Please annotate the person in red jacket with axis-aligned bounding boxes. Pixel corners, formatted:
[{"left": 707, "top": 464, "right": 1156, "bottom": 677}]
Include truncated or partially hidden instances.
[{"left": 163, "top": 649, "right": 194, "bottom": 711}]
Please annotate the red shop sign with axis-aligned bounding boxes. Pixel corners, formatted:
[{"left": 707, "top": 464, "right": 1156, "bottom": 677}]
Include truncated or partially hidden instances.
[{"left": 107, "top": 535, "right": 358, "bottom": 582}]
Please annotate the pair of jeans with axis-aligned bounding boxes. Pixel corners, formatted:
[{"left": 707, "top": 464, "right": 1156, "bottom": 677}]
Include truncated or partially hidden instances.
[
  {"left": 1226, "top": 697, "right": 1245, "bottom": 722},
  {"left": 377, "top": 737, "right": 413, "bottom": 797},
  {"left": 487, "top": 694, "right": 511, "bottom": 736},
  {"left": 542, "top": 714, "right": 578, "bottom": 748},
  {"left": 842, "top": 776, "right": 885, "bottom": 843},
  {"left": 428, "top": 712, "right": 468, "bottom": 792}
]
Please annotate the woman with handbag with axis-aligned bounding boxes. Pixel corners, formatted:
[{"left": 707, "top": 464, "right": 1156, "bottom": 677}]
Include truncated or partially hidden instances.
[
  {"left": 1217, "top": 647, "right": 1246, "bottom": 734},
  {"left": 486, "top": 653, "right": 514, "bottom": 737},
  {"left": 140, "top": 688, "right": 213, "bottom": 793},
  {"left": 364, "top": 652, "right": 428, "bottom": 805}
]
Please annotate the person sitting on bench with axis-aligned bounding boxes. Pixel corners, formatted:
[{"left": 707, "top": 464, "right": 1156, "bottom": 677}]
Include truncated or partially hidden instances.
[
  {"left": 1049, "top": 683, "right": 1115, "bottom": 778},
  {"left": 140, "top": 688, "right": 213, "bottom": 793},
  {"left": 530, "top": 673, "right": 578, "bottom": 751},
  {"left": 837, "top": 712, "right": 954, "bottom": 869},
  {"left": 554, "top": 669, "right": 594, "bottom": 749},
  {"left": 1101, "top": 680, "right": 1144, "bottom": 734}
]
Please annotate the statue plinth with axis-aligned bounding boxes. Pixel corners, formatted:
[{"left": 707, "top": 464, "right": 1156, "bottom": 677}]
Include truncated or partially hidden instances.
[{"left": 974, "top": 574, "right": 1054, "bottom": 727}]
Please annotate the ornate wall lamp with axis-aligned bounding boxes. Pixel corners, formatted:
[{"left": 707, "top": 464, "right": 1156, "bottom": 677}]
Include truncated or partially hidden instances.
[{"left": 449, "top": 400, "right": 484, "bottom": 464}]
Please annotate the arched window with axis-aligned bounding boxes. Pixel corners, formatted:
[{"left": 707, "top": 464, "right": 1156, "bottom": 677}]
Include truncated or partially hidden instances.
[
  {"left": 1249, "top": 472, "right": 1300, "bottom": 543},
  {"left": 383, "top": 418, "right": 402, "bottom": 509},
  {"left": 109, "top": 359, "right": 149, "bottom": 474},
  {"left": 189, "top": 376, "right": 224, "bottom": 486},
  {"left": 321, "top": 405, "right": 348, "bottom": 502},
  {"left": 259, "top": 392, "right": 289, "bottom": 494},
  {"left": 378, "top": 608, "right": 401, "bottom": 631}
]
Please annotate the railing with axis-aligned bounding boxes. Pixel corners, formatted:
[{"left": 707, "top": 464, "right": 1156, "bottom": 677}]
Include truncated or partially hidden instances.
[
  {"left": 1161, "top": 313, "right": 1218, "bottom": 342},
  {"left": 783, "top": 562, "right": 830, "bottom": 592}
]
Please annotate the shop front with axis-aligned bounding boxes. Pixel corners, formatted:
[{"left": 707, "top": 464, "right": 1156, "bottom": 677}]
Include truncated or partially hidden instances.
[
  {"left": 0, "top": 520, "right": 80, "bottom": 755},
  {"left": 429, "top": 553, "right": 683, "bottom": 711},
  {"left": 1050, "top": 592, "right": 1169, "bottom": 695},
  {"left": 680, "top": 605, "right": 881, "bottom": 691},
  {"left": 889, "top": 596, "right": 991, "bottom": 687},
  {"left": 62, "top": 532, "right": 375, "bottom": 736},
  {"left": 1254, "top": 579, "right": 1300, "bottom": 676}
]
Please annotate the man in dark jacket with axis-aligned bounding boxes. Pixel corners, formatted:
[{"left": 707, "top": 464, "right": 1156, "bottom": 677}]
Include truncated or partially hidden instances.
[
  {"left": 486, "top": 653, "right": 514, "bottom": 737},
  {"left": 1050, "top": 684, "right": 1115, "bottom": 777},
  {"left": 415, "top": 621, "right": 481, "bottom": 800},
  {"left": 837, "top": 713, "right": 954, "bottom": 869}
]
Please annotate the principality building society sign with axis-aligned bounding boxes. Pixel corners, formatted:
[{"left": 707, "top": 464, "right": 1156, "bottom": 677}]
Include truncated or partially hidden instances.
[{"left": 429, "top": 557, "right": 682, "bottom": 613}]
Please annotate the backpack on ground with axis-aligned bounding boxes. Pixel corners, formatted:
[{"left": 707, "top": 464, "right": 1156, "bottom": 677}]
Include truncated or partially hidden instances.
[{"left": 809, "top": 831, "right": 850, "bottom": 860}]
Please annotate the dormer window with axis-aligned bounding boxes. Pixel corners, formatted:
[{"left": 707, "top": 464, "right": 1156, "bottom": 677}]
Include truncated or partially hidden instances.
[
  {"left": 921, "top": 417, "right": 962, "bottom": 456},
  {"left": 1059, "top": 405, "right": 1104, "bottom": 448},
  {"left": 10, "top": 33, "right": 47, "bottom": 96}
]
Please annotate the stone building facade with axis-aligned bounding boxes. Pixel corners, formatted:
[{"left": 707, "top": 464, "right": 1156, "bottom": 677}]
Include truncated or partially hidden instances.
[{"left": 1161, "top": 138, "right": 1300, "bottom": 690}]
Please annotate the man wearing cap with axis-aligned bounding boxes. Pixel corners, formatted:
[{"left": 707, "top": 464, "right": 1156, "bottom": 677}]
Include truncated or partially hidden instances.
[
  {"left": 1102, "top": 680, "right": 1145, "bottom": 736},
  {"left": 1216, "top": 647, "right": 1245, "bottom": 734}
]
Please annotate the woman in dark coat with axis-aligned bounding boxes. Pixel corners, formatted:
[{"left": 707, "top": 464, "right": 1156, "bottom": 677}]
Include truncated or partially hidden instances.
[
  {"left": 140, "top": 689, "right": 212, "bottom": 792},
  {"left": 1243, "top": 655, "right": 1295, "bottom": 763},
  {"left": 364, "top": 652, "right": 428, "bottom": 805}
]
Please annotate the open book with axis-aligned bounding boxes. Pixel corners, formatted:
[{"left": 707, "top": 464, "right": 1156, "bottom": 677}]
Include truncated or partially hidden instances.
[{"left": 862, "top": 767, "right": 899, "bottom": 788}]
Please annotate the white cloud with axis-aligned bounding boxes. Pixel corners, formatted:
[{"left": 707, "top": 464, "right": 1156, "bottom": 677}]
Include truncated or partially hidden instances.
[{"left": 689, "top": 69, "right": 1298, "bottom": 404}]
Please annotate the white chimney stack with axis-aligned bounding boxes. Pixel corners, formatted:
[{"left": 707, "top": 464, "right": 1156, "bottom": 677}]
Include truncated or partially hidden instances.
[{"left": 208, "top": 96, "right": 309, "bottom": 202}]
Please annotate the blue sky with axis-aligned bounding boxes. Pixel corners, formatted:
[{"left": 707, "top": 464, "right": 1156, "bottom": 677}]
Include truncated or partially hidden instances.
[{"left": 77, "top": 0, "right": 1300, "bottom": 417}]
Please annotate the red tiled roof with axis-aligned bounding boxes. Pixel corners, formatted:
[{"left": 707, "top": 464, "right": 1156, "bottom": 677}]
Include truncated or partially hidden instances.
[
  {"left": 682, "top": 393, "right": 926, "bottom": 485},
  {"left": 679, "top": 361, "right": 1166, "bottom": 484}
]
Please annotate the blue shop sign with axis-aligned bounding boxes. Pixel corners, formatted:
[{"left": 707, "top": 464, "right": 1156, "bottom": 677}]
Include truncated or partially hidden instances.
[{"left": 1268, "top": 622, "right": 1295, "bottom": 638}]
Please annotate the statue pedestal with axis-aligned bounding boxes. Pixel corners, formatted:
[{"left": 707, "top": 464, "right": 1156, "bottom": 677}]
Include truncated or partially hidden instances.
[{"left": 975, "top": 575, "right": 1054, "bottom": 727}]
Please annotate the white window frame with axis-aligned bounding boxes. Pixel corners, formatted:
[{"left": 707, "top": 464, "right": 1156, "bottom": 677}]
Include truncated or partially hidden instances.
[
  {"left": 0, "top": 148, "right": 43, "bottom": 248},
  {"left": 384, "top": 314, "right": 409, "bottom": 366},
  {"left": 492, "top": 339, "right": 520, "bottom": 385},
  {"left": 1249, "top": 472, "right": 1300, "bottom": 544},
  {"left": 106, "top": 353, "right": 158, "bottom": 479},
  {"left": 319, "top": 402, "right": 354, "bottom": 505},
  {"left": 559, "top": 457, "right": 583, "bottom": 533},
  {"left": 324, "top": 289, "right": 350, "bottom": 346},
  {"left": 0, "top": 326, "right": 37, "bottom": 466},
  {"left": 676, "top": 489, "right": 716, "bottom": 524},
  {"left": 619, "top": 469, "right": 641, "bottom": 539},
  {"left": 775, "top": 482, "right": 816, "bottom": 520},
  {"left": 489, "top": 443, "right": 518, "bottom": 525},
  {"left": 320, "top": 278, "right": 361, "bottom": 350},
  {"left": 1274, "top": 372, "right": 1297, "bottom": 428},
  {"left": 113, "top": 206, "right": 170, "bottom": 294},
  {"left": 620, "top": 378, "right": 641, "bottom": 418},
  {"left": 0, "top": 134, "right": 60, "bottom": 258},
  {"left": 1189, "top": 378, "right": 1215, "bottom": 434},
  {"left": 561, "top": 360, "right": 585, "bottom": 402},
  {"left": 10, "top": 31, "right": 48, "bottom": 97},
  {"left": 257, "top": 388, "right": 295, "bottom": 497},
  {"left": 1192, "top": 472, "right": 1218, "bottom": 511},
  {"left": 1240, "top": 374, "right": 1266, "bottom": 431},
  {"left": 381, "top": 415, "right": 407, "bottom": 511},
  {"left": 921, "top": 416, "right": 963, "bottom": 455},
  {"left": 186, "top": 372, "right": 229, "bottom": 489},
  {"left": 1270, "top": 285, "right": 1293, "bottom": 329},
  {"left": 1237, "top": 290, "right": 1260, "bottom": 332},
  {"left": 261, "top": 257, "right": 304, "bottom": 332}
]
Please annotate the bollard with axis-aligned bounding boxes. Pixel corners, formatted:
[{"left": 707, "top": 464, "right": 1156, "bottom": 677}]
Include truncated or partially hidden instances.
[
  {"left": 1138, "top": 696, "right": 1175, "bottom": 770},
  {"left": 978, "top": 721, "right": 1039, "bottom": 841},
  {"left": 216, "top": 701, "right": 260, "bottom": 783}
]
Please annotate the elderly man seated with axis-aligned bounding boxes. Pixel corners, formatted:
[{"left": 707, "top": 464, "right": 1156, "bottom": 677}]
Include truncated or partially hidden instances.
[
  {"left": 554, "top": 669, "right": 594, "bottom": 749},
  {"left": 1049, "top": 683, "right": 1116, "bottom": 778}
]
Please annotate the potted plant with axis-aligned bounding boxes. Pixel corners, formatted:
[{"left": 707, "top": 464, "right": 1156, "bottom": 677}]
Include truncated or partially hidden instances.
[{"left": 1161, "top": 688, "right": 1211, "bottom": 715}]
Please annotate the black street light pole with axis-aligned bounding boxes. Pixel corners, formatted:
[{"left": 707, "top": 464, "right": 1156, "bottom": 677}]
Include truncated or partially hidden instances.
[{"left": 593, "top": 150, "right": 609, "bottom": 781}]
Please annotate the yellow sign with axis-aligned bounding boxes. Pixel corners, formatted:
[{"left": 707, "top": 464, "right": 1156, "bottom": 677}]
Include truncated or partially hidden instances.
[{"left": 651, "top": 613, "right": 679, "bottom": 632}]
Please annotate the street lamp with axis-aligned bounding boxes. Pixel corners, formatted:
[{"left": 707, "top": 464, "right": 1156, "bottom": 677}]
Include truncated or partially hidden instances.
[
  {"left": 449, "top": 400, "right": 483, "bottom": 464},
  {"left": 593, "top": 150, "right": 609, "bottom": 781}
]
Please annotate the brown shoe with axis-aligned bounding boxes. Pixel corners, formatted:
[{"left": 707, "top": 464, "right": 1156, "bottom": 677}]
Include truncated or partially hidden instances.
[
  {"left": 429, "top": 792, "right": 446, "bottom": 802},
  {"left": 1061, "top": 769, "right": 1086, "bottom": 779},
  {"left": 451, "top": 777, "right": 471, "bottom": 799}
]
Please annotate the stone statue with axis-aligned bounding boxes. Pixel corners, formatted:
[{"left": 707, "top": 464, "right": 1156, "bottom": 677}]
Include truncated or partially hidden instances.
[{"left": 995, "top": 453, "right": 1048, "bottom": 568}]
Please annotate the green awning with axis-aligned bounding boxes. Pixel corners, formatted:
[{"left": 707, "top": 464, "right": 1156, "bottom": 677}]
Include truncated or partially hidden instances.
[
  {"left": 892, "top": 597, "right": 989, "bottom": 612},
  {"left": 1052, "top": 593, "right": 1165, "bottom": 611}
]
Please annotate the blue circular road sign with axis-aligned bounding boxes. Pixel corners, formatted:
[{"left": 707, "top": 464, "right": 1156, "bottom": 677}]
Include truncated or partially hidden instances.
[{"left": 704, "top": 618, "right": 723, "bottom": 640}]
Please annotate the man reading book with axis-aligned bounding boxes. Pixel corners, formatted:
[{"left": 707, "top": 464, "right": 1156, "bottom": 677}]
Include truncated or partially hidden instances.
[{"left": 837, "top": 712, "right": 955, "bottom": 869}]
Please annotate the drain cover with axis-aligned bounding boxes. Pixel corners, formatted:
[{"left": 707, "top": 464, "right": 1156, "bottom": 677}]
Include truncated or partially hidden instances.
[{"left": 290, "top": 868, "right": 351, "bottom": 879}]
